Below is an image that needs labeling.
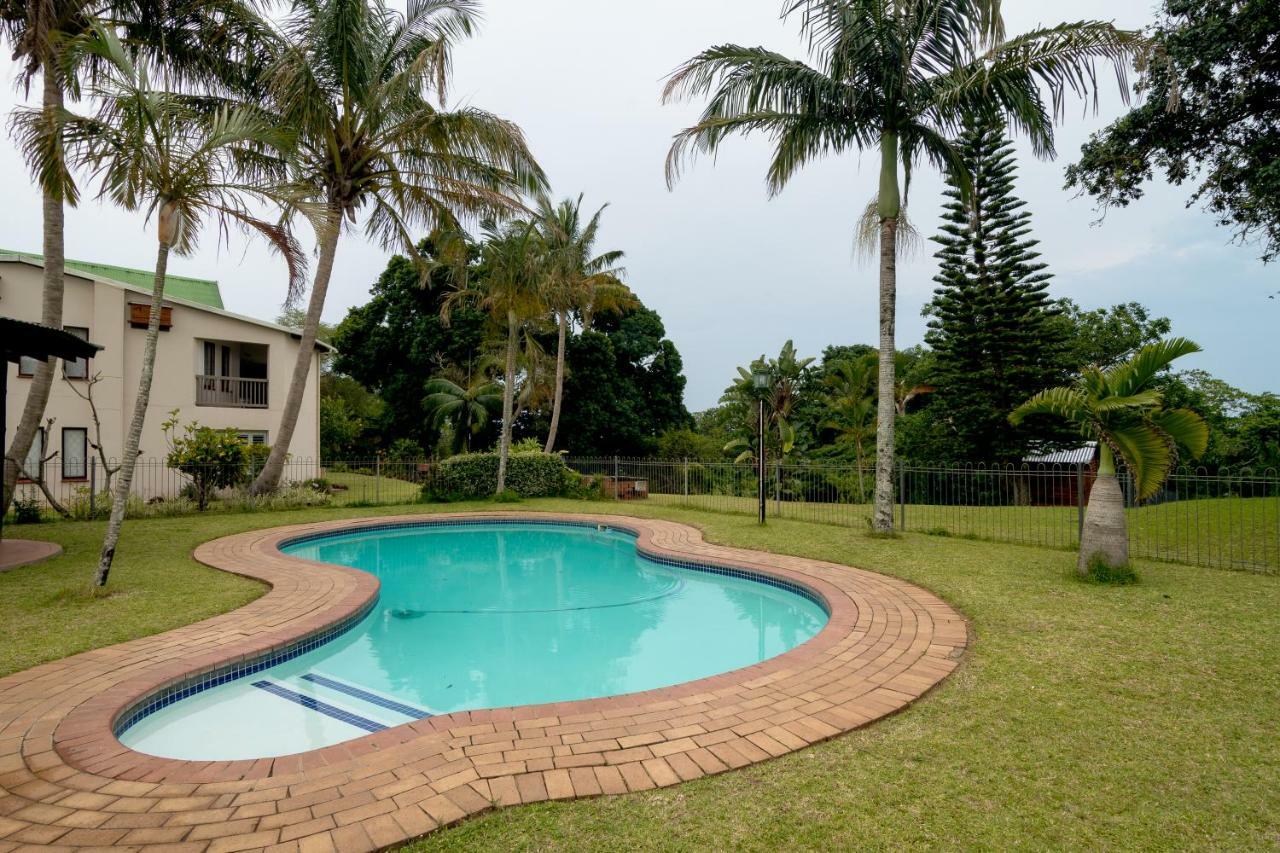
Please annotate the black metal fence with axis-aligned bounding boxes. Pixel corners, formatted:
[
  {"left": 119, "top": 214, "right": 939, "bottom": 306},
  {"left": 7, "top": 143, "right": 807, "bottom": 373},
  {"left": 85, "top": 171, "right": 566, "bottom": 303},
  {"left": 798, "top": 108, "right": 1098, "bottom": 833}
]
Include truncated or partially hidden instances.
[
  {"left": 3, "top": 457, "right": 438, "bottom": 521},
  {"left": 6, "top": 455, "right": 1277, "bottom": 572},
  {"left": 565, "top": 457, "right": 1280, "bottom": 573}
]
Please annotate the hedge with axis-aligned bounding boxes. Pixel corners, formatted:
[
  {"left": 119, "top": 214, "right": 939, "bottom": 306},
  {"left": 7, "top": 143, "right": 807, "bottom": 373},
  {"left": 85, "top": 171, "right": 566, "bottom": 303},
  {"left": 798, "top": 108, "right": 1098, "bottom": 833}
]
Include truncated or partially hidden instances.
[{"left": 430, "top": 451, "right": 573, "bottom": 499}]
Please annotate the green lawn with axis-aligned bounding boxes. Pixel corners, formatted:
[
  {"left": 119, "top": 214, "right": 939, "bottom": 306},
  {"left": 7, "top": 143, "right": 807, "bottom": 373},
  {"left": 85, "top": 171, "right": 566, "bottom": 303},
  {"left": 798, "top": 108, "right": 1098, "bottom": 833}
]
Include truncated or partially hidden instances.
[
  {"left": 650, "top": 493, "right": 1280, "bottom": 572},
  {"left": 3, "top": 500, "right": 1278, "bottom": 849},
  {"left": 323, "top": 469, "right": 423, "bottom": 505}
]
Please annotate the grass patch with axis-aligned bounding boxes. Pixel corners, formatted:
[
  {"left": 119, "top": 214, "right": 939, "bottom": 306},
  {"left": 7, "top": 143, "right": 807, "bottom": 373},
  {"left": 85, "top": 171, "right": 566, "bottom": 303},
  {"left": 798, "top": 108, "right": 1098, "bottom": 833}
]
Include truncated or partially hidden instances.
[
  {"left": 1082, "top": 555, "right": 1140, "bottom": 585},
  {"left": 2, "top": 500, "right": 1278, "bottom": 848}
]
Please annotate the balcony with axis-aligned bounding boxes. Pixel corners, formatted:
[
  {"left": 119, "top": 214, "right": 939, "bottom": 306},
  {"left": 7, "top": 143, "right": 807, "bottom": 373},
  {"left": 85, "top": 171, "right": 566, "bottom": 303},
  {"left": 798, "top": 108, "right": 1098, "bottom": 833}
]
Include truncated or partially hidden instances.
[{"left": 195, "top": 375, "right": 268, "bottom": 408}]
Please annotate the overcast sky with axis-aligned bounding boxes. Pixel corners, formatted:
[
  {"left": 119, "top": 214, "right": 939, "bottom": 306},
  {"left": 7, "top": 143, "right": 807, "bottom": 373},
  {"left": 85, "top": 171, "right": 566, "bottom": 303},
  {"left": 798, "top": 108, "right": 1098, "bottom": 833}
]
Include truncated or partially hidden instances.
[{"left": 1, "top": 0, "right": 1275, "bottom": 411}]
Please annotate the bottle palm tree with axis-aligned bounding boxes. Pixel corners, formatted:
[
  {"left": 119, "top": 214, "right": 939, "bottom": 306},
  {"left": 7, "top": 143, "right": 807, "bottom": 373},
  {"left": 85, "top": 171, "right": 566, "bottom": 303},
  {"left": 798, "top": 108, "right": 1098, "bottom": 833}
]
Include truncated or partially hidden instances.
[
  {"left": 424, "top": 374, "right": 501, "bottom": 454},
  {"left": 663, "top": 0, "right": 1142, "bottom": 531},
  {"left": 49, "top": 30, "right": 305, "bottom": 586},
  {"left": 1010, "top": 338, "right": 1208, "bottom": 575},
  {"left": 0, "top": 0, "right": 272, "bottom": 516},
  {"left": 248, "top": 0, "right": 545, "bottom": 495},
  {"left": 444, "top": 220, "right": 547, "bottom": 493},
  {"left": 533, "top": 194, "right": 624, "bottom": 453}
]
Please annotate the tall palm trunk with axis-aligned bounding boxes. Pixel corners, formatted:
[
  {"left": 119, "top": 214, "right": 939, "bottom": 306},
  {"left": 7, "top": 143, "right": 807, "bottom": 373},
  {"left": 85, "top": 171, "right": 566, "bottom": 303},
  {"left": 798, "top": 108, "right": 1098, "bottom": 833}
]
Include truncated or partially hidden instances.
[
  {"left": 250, "top": 210, "right": 341, "bottom": 495},
  {"left": 95, "top": 231, "right": 172, "bottom": 587},
  {"left": 543, "top": 309, "right": 568, "bottom": 453},
  {"left": 872, "top": 132, "right": 900, "bottom": 532},
  {"left": 3, "top": 69, "right": 66, "bottom": 516},
  {"left": 1078, "top": 444, "right": 1128, "bottom": 574},
  {"left": 497, "top": 308, "right": 518, "bottom": 493}
]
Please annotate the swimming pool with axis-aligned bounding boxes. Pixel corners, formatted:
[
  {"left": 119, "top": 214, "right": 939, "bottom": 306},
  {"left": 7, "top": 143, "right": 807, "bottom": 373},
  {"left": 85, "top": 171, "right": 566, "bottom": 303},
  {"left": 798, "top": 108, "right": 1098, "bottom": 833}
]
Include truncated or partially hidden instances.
[{"left": 117, "top": 521, "right": 828, "bottom": 760}]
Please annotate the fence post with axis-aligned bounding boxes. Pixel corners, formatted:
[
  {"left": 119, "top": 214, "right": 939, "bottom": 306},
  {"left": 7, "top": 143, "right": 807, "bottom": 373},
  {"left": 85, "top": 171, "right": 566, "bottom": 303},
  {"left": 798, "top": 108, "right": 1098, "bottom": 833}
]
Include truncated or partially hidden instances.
[
  {"left": 774, "top": 461, "right": 781, "bottom": 517},
  {"left": 682, "top": 458, "right": 689, "bottom": 500},
  {"left": 89, "top": 457, "right": 96, "bottom": 517},
  {"left": 898, "top": 462, "right": 906, "bottom": 531},
  {"left": 1076, "top": 462, "right": 1085, "bottom": 540},
  {"left": 613, "top": 455, "right": 620, "bottom": 500},
  {"left": 375, "top": 456, "right": 382, "bottom": 504}
]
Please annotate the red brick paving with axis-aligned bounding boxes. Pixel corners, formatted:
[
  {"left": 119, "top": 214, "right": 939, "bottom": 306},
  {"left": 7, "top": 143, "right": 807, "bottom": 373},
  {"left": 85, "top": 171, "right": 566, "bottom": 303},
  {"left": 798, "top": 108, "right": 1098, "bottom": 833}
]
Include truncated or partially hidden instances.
[{"left": 0, "top": 512, "right": 968, "bottom": 851}]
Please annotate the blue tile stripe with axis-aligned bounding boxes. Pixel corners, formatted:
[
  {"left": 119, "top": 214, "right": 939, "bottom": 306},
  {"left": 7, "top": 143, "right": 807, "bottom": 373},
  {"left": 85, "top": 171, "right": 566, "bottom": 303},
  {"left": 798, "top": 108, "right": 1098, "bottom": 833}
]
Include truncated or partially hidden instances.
[
  {"left": 116, "top": 516, "right": 828, "bottom": 741},
  {"left": 113, "top": 596, "right": 376, "bottom": 737},
  {"left": 299, "top": 673, "right": 432, "bottom": 719},
  {"left": 251, "top": 680, "right": 387, "bottom": 732}
]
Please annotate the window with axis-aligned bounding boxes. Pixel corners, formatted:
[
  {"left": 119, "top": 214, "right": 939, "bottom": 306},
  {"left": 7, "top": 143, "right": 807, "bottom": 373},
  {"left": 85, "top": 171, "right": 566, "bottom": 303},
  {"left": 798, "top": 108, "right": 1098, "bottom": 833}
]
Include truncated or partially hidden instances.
[
  {"left": 17, "top": 354, "right": 43, "bottom": 376},
  {"left": 19, "top": 428, "right": 44, "bottom": 480},
  {"left": 63, "top": 327, "right": 90, "bottom": 379},
  {"left": 62, "top": 428, "right": 88, "bottom": 479},
  {"left": 237, "top": 431, "right": 268, "bottom": 445},
  {"left": 203, "top": 341, "right": 216, "bottom": 376}
]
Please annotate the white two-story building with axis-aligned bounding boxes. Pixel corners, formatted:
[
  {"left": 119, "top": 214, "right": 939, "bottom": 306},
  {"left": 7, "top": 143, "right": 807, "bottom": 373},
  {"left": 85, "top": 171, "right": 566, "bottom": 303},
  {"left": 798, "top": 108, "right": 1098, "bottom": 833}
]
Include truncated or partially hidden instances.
[{"left": 1, "top": 249, "right": 328, "bottom": 495}]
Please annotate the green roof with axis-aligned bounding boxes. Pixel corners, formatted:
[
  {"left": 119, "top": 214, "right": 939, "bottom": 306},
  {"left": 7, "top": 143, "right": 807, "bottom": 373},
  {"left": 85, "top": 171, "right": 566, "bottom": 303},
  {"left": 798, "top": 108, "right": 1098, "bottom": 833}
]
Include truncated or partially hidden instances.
[{"left": 0, "top": 248, "right": 224, "bottom": 309}]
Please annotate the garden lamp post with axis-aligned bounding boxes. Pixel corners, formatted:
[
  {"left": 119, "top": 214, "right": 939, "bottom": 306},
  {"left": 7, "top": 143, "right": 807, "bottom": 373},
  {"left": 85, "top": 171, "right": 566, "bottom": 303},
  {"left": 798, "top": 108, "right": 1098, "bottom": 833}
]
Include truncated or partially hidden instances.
[{"left": 753, "top": 369, "right": 769, "bottom": 524}]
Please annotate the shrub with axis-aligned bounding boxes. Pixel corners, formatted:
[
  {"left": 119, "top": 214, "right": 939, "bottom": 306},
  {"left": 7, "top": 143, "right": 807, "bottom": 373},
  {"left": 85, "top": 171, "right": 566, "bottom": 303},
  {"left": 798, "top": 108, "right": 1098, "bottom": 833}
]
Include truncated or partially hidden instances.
[
  {"left": 162, "top": 412, "right": 250, "bottom": 510},
  {"left": 429, "top": 451, "right": 570, "bottom": 500},
  {"left": 12, "top": 496, "right": 42, "bottom": 524}
]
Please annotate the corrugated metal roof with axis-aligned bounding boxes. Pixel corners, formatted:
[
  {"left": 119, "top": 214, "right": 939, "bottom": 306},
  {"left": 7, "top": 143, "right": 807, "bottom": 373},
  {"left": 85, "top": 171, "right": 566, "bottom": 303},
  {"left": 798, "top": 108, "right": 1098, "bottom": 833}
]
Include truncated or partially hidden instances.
[
  {"left": 1023, "top": 442, "right": 1098, "bottom": 465},
  {"left": 0, "top": 249, "right": 224, "bottom": 309}
]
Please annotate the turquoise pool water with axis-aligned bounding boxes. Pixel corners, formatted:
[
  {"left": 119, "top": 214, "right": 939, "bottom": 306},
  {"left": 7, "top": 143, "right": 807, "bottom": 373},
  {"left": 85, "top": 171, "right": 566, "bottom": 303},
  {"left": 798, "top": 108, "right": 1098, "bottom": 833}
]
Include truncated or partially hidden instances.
[{"left": 118, "top": 522, "right": 828, "bottom": 760}]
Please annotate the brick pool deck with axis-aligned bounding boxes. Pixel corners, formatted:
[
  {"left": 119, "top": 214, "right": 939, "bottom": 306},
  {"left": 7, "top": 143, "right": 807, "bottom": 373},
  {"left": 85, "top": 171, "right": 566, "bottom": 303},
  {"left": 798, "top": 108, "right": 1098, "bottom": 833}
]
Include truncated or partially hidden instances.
[{"left": 0, "top": 512, "right": 968, "bottom": 851}]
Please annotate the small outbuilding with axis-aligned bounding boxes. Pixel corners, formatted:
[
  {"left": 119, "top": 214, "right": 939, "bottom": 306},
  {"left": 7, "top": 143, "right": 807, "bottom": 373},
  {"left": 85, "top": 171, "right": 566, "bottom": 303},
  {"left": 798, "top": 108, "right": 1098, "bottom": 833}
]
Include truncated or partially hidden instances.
[{"left": 1021, "top": 442, "right": 1099, "bottom": 507}]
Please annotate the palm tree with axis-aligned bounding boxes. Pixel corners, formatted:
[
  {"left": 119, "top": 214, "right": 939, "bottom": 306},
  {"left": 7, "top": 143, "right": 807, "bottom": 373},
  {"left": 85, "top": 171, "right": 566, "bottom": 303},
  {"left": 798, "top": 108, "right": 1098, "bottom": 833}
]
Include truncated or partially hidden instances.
[
  {"left": 248, "top": 0, "right": 545, "bottom": 495},
  {"left": 1010, "top": 338, "right": 1208, "bottom": 575},
  {"left": 724, "top": 340, "right": 814, "bottom": 463},
  {"left": 577, "top": 273, "right": 639, "bottom": 333},
  {"left": 664, "top": 0, "right": 1141, "bottom": 531},
  {"left": 444, "top": 220, "right": 547, "bottom": 493},
  {"left": 823, "top": 355, "right": 877, "bottom": 499},
  {"left": 0, "top": 0, "right": 272, "bottom": 516},
  {"left": 425, "top": 374, "right": 501, "bottom": 453},
  {"left": 533, "top": 194, "right": 624, "bottom": 452},
  {"left": 50, "top": 30, "right": 305, "bottom": 586}
]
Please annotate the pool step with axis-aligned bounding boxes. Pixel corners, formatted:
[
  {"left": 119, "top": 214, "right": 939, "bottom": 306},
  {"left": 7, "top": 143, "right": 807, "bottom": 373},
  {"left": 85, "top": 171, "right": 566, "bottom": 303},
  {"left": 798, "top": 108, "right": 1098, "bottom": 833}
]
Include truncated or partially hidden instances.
[
  {"left": 299, "top": 673, "right": 433, "bottom": 719},
  {"left": 251, "top": 681, "right": 387, "bottom": 733}
]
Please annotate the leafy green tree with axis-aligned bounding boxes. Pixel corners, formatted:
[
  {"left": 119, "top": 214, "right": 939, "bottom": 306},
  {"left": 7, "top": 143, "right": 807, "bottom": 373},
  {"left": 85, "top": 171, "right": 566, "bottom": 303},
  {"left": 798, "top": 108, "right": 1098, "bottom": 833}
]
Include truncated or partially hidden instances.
[
  {"left": 332, "top": 247, "right": 488, "bottom": 450},
  {"left": 249, "top": 0, "right": 545, "bottom": 495},
  {"left": 1066, "top": 0, "right": 1280, "bottom": 262},
  {"left": 924, "top": 116, "right": 1069, "bottom": 462},
  {"left": 162, "top": 412, "right": 250, "bottom": 511},
  {"left": 534, "top": 194, "right": 625, "bottom": 453},
  {"left": 555, "top": 305, "right": 691, "bottom": 456},
  {"left": 654, "top": 428, "right": 724, "bottom": 461},
  {"left": 424, "top": 375, "right": 502, "bottom": 455},
  {"left": 1011, "top": 338, "right": 1208, "bottom": 575},
  {"left": 56, "top": 31, "right": 304, "bottom": 587},
  {"left": 1053, "top": 300, "right": 1172, "bottom": 370},
  {"left": 664, "top": 0, "right": 1139, "bottom": 530}
]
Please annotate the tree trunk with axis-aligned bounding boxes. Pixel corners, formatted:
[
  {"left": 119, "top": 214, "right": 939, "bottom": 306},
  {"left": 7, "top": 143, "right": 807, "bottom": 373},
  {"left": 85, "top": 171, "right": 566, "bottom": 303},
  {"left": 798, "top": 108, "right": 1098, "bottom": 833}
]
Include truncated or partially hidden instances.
[
  {"left": 872, "top": 132, "right": 901, "bottom": 532},
  {"left": 1078, "top": 446, "right": 1128, "bottom": 575},
  {"left": 95, "top": 239, "right": 170, "bottom": 587},
  {"left": 544, "top": 309, "right": 568, "bottom": 453},
  {"left": 3, "top": 70, "right": 66, "bottom": 516},
  {"left": 497, "top": 309, "right": 518, "bottom": 494},
  {"left": 250, "top": 211, "right": 341, "bottom": 495}
]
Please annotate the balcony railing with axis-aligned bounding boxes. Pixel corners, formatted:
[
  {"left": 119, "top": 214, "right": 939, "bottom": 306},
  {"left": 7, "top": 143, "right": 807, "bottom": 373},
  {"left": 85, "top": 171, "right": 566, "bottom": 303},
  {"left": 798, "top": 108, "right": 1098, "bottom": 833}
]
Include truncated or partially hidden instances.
[{"left": 194, "top": 375, "right": 268, "bottom": 408}]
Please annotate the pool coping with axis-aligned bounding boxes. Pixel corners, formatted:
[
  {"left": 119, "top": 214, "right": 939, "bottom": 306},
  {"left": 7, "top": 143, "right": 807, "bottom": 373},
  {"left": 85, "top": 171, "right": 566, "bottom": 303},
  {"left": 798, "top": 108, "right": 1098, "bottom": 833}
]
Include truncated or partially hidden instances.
[{"left": 0, "top": 511, "right": 969, "bottom": 851}]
